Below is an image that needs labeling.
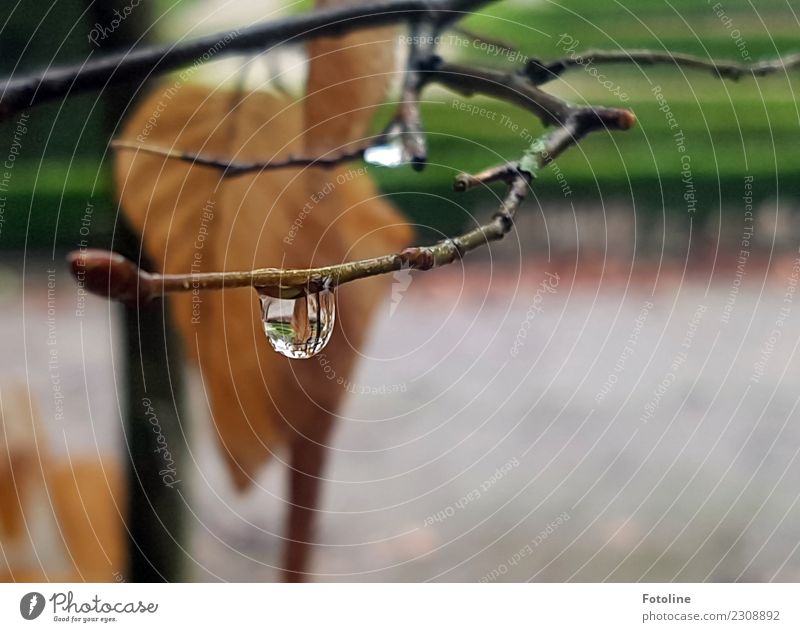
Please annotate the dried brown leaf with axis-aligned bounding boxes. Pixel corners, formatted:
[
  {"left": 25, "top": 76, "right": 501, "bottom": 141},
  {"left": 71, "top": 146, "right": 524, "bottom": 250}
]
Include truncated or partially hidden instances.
[{"left": 115, "top": 16, "right": 412, "bottom": 489}]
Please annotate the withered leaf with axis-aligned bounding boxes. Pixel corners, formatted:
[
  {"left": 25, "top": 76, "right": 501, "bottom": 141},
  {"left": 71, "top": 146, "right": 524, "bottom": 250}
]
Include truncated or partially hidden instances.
[{"left": 115, "top": 18, "right": 412, "bottom": 489}]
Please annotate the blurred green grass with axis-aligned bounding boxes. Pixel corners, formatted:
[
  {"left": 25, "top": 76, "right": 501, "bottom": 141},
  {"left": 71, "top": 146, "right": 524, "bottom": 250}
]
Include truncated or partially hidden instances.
[
  {"left": 370, "top": 0, "right": 800, "bottom": 239},
  {"left": 2, "top": 0, "right": 798, "bottom": 249}
]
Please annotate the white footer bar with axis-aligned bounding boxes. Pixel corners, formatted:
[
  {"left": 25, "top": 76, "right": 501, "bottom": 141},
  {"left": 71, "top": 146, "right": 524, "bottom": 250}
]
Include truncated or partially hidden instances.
[{"left": 1, "top": 583, "right": 797, "bottom": 630}]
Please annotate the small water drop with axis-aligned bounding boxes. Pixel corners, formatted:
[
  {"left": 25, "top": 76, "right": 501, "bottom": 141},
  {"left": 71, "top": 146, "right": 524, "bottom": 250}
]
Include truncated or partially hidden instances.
[
  {"left": 364, "top": 123, "right": 406, "bottom": 168},
  {"left": 364, "top": 142, "right": 405, "bottom": 168},
  {"left": 258, "top": 288, "right": 336, "bottom": 359}
]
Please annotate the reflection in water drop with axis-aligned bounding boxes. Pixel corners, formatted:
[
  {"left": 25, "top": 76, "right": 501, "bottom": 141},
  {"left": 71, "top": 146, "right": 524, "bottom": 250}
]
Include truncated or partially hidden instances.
[
  {"left": 364, "top": 141, "right": 405, "bottom": 168},
  {"left": 258, "top": 289, "right": 336, "bottom": 359}
]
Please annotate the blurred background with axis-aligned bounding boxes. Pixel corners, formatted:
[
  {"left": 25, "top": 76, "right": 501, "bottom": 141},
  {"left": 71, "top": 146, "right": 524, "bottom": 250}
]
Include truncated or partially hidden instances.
[{"left": 1, "top": 0, "right": 800, "bottom": 581}]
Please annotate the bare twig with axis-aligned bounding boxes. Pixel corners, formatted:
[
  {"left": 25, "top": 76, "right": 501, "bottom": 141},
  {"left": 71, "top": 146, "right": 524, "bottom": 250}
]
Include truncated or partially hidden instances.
[
  {"left": 113, "top": 55, "right": 607, "bottom": 177},
  {"left": 422, "top": 58, "right": 574, "bottom": 125},
  {"left": 70, "top": 107, "right": 634, "bottom": 305},
  {"left": 0, "top": 0, "right": 496, "bottom": 120},
  {"left": 110, "top": 139, "right": 375, "bottom": 176},
  {"left": 541, "top": 106, "right": 636, "bottom": 157},
  {"left": 454, "top": 161, "right": 520, "bottom": 191},
  {"left": 67, "top": 182, "right": 525, "bottom": 304},
  {"left": 112, "top": 43, "right": 800, "bottom": 180},
  {"left": 525, "top": 49, "right": 800, "bottom": 85},
  {"left": 109, "top": 24, "right": 438, "bottom": 177},
  {"left": 30, "top": 0, "right": 639, "bottom": 306},
  {"left": 456, "top": 105, "right": 634, "bottom": 191},
  {"left": 425, "top": 59, "right": 636, "bottom": 135},
  {"left": 393, "top": 22, "right": 433, "bottom": 170}
]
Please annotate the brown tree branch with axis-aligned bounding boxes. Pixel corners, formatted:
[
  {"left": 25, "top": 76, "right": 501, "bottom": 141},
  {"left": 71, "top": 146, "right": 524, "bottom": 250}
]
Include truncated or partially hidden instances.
[
  {"left": 453, "top": 161, "right": 520, "bottom": 191},
  {"left": 69, "top": 108, "right": 634, "bottom": 305},
  {"left": 382, "top": 19, "right": 439, "bottom": 171},
  {"left": 423, "top": 58, "right": 573, "bottom": 125},
  {"left": 68, "top": 180, "right": 527, "bottom": 304},
  {"left": 112, "top": 55, "right": 604, "bottom": 177},
  {"left": 110, "top": 139, "right": 374, "bottom": 175},
  {"left": 37, "top": 1, "right": 638, "bottom": 307},
  {"left": 0, "top": 0, "right": 496, "bottom": 120},
  {"left": 525, "top": 49, "right": 800, "bottom": 85}
]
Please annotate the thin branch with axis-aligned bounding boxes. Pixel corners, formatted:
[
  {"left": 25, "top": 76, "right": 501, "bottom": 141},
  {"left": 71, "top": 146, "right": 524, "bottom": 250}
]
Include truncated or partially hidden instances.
[
  {"left": 541, "top": 105, "right": 636, "bottom": 157},
  {"left": 456, "top": 105, "right": 635, "bottom": 191},
  {"left": 109, "top": 27, "right": 437, "bottom": 177},
  {"left": 39, "top": 0, "right": 637, "bottom": 305},
  {"left": 393, "top": 21, "right": 434, "bottom": 170},
  {"left": 0, "top": 0, "right": 495, "bottom": 120},
  {"left": 424, "top": 59, "right": 636, "bottom": 136},
  {"left": 454, "top": 161, "right": 520, "bottom": 191},
  {"left": 112, "top": 56, "right": 606, "bottom": 177},
  {"left": 69, "top": 109, "right": 634, "bottom": 305},
  {"left": 67, "top": 182, "right": 526, "bottom": 304},
  {"left": 111, "top": 139, "right": 373, "bottom": 176},
  {"left": 422, "top": 58, "right": 574, "bottom": 125},
  {"left": 526, "top": 49, "right": 800, "bottom": 85}
]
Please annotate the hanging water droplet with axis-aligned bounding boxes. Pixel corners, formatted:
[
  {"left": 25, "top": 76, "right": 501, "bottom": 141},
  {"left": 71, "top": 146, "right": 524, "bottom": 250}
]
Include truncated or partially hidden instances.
[
  {"left": 364, "top": 123, "right": 406, "bottom": 168},
  {"left": 258, "top": 288, "right": 336, "bottom": 359},
  {"left": 364, "top": 142, "right": 405, "bottom": 167}
]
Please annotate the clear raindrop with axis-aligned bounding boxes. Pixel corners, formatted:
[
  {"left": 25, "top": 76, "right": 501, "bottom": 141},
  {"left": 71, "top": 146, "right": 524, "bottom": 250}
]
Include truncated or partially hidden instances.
[
  {"left": 364, "top": 124, "right": 406, "bottom": 168},
  {"left": 257, "top": 288, "right": 336, "bottom": 359},
  {"left": 364, "top": 142, "right": 405, "bottom": 167}
]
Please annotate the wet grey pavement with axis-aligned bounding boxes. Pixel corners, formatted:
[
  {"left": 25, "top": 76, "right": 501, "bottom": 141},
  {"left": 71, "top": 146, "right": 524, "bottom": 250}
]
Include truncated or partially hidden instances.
[
  {"left": 186, "top": 256, "right": 800, "bottom": 582},
  {"left": 5, "top": 254, "right": 800, "bottom": 581}
]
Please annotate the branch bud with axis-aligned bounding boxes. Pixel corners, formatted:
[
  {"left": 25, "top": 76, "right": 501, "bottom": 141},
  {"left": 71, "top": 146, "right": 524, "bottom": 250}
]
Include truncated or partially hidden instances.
[{"left": 67, "top": 249, "right": 154, "bottom": 306}]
